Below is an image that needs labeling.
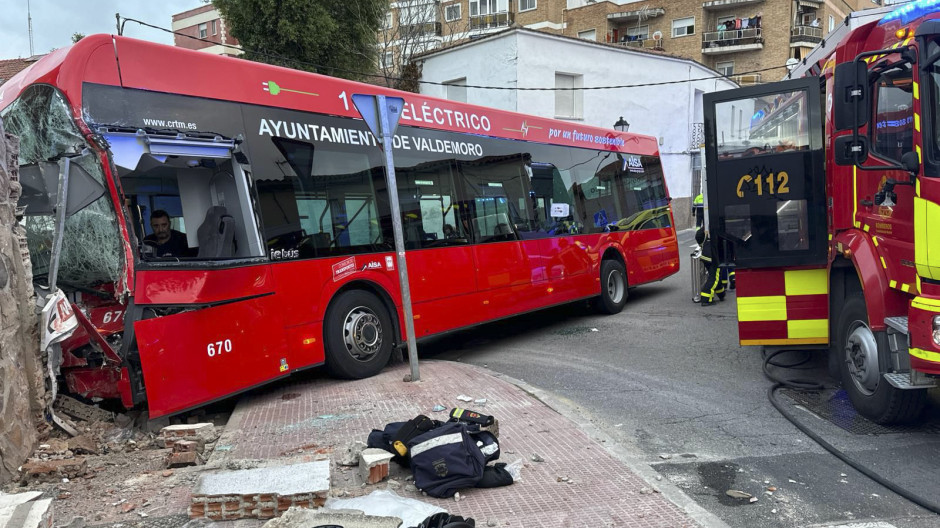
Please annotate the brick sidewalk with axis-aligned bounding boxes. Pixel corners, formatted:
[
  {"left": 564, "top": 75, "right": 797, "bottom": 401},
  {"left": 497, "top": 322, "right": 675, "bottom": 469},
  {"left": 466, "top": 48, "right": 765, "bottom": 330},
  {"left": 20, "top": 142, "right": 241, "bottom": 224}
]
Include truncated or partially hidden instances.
[{"left": 210, "top": 360, "right": 703, "bottom": 527}]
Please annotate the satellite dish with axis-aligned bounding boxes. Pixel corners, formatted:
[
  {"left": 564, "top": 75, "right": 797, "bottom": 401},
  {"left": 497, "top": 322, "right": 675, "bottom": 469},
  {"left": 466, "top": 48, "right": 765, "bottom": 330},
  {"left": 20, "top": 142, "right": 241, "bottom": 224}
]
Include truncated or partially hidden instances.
[{"left": 652, "top": 31, "right": 663, "bottom": 40}]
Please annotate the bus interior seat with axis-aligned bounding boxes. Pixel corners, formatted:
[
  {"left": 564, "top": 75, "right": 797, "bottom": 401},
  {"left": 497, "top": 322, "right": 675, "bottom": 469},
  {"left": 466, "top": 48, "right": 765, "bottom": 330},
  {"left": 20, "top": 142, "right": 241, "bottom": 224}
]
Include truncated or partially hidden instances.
[
  {"left": 472, "top": 212, "right": 512, "bottom": 239},
  {"left": 311, "top": 231, "right": 332, "bottom": 250},
  {"left": 197, "top": 205, "right": 236, "bottom": 258}
]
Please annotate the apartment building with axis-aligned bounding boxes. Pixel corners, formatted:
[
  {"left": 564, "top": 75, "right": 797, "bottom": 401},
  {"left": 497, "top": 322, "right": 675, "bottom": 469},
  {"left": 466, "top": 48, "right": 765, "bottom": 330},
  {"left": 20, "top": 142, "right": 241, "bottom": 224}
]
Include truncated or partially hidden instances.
[
  {"left": 385, "top": 0, "right": 885, "bottom": 83},
  {"left": 171, "top": 5, "right": 242, "bottom": 57}
]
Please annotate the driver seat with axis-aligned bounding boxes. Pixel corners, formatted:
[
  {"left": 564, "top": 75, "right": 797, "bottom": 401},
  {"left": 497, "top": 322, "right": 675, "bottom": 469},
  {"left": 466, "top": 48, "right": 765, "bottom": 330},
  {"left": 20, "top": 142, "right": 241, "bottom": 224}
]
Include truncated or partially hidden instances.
[{"left": 197, "top": 205, "right": 236, "bottom": 258}]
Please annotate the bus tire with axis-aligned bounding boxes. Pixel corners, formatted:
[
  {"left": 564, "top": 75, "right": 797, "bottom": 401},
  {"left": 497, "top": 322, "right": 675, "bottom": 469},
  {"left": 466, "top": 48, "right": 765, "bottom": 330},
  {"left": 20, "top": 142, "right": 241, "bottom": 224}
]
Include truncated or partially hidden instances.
[
  {"left": 324, "top": 289, "right": 394, "bottom": 379},
  {"left": 597, "top": 259, "right": 628, "bottom": 314},
  {"left": 837, "top": 294, "right": 926, "bottom": 424}
]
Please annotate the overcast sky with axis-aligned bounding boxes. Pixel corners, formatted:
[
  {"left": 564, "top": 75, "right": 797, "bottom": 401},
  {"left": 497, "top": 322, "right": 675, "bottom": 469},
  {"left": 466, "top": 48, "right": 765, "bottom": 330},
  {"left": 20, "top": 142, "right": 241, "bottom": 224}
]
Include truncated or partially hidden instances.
[{"left": 0, "top": 1, "right": 203, "bottom": 59}]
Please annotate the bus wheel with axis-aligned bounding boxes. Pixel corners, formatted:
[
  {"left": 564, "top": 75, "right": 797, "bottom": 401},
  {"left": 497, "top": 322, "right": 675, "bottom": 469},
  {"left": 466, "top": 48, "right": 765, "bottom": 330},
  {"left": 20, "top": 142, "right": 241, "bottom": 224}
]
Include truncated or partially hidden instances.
[
  {"left": 597, "top": 259, "right": 628, "bottom": 314},
  {"left": 837, "top": 294, "right": 925, "bottom": 424},
  {"left": 324, "top": 290, "right": 394, "bottom": 379}
]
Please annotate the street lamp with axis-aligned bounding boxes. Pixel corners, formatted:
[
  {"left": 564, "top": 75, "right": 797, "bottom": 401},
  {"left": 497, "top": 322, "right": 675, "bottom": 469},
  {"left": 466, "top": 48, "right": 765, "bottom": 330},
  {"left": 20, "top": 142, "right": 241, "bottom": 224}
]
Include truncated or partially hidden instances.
[{"left": 614, "top": 116, "right": 630, "bottom": 133}]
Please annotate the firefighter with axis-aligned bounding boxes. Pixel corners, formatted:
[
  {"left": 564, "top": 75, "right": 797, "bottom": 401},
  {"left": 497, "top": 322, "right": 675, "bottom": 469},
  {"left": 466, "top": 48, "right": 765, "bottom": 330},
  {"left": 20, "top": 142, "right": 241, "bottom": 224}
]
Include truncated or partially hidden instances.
[
  {"left": 696, "top": 226, "right": 727, "bottom": 306},
  {"left": 692, "top": 193, "right": 704, "bottom": 228}
]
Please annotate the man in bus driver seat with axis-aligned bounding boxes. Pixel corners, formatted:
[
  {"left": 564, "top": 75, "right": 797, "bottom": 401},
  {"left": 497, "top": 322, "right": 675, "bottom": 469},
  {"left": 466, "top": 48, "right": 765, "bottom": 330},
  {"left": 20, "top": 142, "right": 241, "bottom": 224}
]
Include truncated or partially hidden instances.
[{"left": 144, "top": 209, "right": 191, "bottom": 257}]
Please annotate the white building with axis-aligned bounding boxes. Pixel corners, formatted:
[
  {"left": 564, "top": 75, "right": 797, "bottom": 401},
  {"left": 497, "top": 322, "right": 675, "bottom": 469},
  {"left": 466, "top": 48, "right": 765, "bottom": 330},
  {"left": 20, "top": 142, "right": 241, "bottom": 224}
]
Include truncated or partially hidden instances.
[{"left": 417, "top": 28, "right": 737, "bottom": 222}]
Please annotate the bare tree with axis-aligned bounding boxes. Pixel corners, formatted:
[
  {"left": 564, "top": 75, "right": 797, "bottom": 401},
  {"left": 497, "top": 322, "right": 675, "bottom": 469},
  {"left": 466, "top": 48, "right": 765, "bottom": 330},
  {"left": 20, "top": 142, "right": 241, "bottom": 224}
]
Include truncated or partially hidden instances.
[{"left": 375, "top": 0, "right": 469, "bottom": 89}]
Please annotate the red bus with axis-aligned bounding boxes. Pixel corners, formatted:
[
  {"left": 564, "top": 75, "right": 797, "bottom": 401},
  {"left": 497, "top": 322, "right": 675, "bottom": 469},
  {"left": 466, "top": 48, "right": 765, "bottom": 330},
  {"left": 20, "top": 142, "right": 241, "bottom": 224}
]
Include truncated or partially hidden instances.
[{"left": 1, "top": 34, "right": 679, "bottom": 418}]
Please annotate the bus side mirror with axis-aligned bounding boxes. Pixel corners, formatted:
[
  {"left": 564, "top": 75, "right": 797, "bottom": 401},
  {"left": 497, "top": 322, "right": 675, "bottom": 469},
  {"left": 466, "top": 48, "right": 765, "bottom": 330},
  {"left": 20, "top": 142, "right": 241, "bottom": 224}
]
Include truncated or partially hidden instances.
[
  {"left": 833, "top": 61, "right": 870, "bottom": 132},
  {"left": 834, "top": 134, "right": 869, "bottom": 166}
]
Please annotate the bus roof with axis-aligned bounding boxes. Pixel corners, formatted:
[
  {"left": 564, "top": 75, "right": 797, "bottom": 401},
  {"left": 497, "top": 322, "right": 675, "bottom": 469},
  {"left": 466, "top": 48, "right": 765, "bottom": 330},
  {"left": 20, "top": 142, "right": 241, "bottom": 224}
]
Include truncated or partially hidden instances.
[{"left": 0, "top": 34, "right": 659, "bottom": 157}]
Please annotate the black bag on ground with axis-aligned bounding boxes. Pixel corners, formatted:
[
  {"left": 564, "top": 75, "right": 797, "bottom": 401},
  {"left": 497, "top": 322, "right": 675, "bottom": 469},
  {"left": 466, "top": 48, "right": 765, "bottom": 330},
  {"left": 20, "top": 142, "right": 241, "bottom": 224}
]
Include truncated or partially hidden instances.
[
  {"left": 408, "top": 421, "right": 485, "bottom": 498},
  {"left": 475, "top": 462, "right": 514, "bottom": 488},
  {"left": 471, "top": 429, "right": 500, "bottom": 463},
  {"left": 367, "top": 414, "right": 441, "bottom": 466},
  {"left": 411, "top": 513, "right": 475, "bottom": 528}
]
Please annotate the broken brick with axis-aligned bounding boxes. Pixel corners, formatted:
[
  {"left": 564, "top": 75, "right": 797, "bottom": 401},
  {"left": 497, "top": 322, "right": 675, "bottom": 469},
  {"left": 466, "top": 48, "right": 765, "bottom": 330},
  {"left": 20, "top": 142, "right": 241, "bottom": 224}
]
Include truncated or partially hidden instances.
[
  {"left": 166, "top": 451, "right": 200, "bottom": 468},
  {"left": 22, "top": 457, "right": 87, "bottom": 482},
  {"left": 173, "top": 440, "right": 199, "bottom": 453}
]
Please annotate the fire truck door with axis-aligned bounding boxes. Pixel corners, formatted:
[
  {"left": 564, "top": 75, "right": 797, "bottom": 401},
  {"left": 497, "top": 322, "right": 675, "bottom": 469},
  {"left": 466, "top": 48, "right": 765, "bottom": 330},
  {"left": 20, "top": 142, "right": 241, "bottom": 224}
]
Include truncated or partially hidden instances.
[
  {"left": 703, "top": 77, "right": 827, "bottom": 269},
  {"left": 703, "top": 78, "right": 828, "bottom": 346}
]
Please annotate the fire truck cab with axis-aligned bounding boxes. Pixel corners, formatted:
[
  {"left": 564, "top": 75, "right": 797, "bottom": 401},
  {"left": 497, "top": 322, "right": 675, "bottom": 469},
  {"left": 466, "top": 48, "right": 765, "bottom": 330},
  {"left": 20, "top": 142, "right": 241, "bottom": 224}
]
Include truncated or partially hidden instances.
[{"left": 703, "top": 0, "right": 940, "bottom": 424}]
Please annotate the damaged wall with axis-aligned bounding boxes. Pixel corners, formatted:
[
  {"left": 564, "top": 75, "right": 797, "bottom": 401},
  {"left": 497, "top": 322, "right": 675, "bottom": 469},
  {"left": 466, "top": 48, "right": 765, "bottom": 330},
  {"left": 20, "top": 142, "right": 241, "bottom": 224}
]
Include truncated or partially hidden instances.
[{"left": 0, "top": 119, "right": 44, "bottom": 484}]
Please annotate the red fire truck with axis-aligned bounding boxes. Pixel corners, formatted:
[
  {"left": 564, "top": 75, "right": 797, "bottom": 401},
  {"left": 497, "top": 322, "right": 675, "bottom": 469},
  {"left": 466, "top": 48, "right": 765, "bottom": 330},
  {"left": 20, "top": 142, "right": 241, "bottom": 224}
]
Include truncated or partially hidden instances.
[
  {"left": 703, "top": 0, "right": 940, "bottom": 423},
  {"left": 1, "top": 34, "right": 679, "bottom": 418}
]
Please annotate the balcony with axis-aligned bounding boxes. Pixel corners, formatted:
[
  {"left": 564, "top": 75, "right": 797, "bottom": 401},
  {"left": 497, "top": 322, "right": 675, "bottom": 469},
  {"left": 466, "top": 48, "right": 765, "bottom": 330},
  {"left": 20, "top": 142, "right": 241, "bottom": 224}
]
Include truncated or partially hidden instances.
[
  {"left": 606, "top": 32, "right": 664, "bottom": 50},
  {"left": 701, "top": 28, "right": 763, "bottom": 54},
  {"left": 469, "top": 11, "right": 514, "bottom": 31},
  {"left": 607, "top": 7, "right": 666, "bottom": 23},
  {"left": 400, "top": 21, "right": 443, "bottom": 37},
  {"left": 730, "top": 73, "right": 762, "bottom": 85},
  {"left": 790, "top": 25, "right": 822, "bottom": 46},
  {"left": 702, "top": 0, "right": 764, "bottom": 10}
]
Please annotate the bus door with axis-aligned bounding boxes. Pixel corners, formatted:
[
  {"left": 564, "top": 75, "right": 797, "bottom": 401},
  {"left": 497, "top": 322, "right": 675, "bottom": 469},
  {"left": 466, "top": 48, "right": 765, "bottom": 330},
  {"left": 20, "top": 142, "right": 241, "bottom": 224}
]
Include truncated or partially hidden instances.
[
  {"left": 703, "top": 77, "right": 829, "bottom": 346},
  {"left": 103, "top": 129, "right": 286, "bottom": 418}
]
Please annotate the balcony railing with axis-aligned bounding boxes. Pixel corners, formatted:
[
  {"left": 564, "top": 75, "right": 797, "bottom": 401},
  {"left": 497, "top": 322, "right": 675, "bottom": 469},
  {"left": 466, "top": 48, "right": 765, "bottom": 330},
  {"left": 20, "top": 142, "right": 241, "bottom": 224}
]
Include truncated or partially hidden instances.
[
  {"left": 701, "top": 28, "right": 763, "bottom": 53},
  {"left": 730, "top": 73, "right": 762, "bottom": 85},
  {"left": 790, "top": 25, "right": 822, "bottom": 44},
  {"left": 400, "top": 21, "right": 443, "bottom": 37},
  {"left": 606, "top": 33, "right": 664, "bottom": 50},
  {"left": 469, "top": 11, "right": 514, "bottom": 30}
]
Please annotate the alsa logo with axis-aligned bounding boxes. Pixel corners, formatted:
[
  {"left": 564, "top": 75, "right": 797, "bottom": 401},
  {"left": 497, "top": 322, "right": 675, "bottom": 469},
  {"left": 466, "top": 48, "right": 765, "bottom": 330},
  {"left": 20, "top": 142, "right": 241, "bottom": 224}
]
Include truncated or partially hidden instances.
[
  {"left": 627, "top": 156, "right": 644, "bottom": 173},
  {"left": 361, "top": 261, "right": 383, "bottom": 271}
]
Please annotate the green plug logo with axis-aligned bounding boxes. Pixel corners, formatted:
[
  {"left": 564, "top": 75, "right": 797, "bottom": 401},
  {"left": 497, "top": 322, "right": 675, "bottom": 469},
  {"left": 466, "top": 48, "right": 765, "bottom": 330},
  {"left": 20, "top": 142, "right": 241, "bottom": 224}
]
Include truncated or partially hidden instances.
[{"left": 262, "top": 80, "right": 317, "bottom": 97}]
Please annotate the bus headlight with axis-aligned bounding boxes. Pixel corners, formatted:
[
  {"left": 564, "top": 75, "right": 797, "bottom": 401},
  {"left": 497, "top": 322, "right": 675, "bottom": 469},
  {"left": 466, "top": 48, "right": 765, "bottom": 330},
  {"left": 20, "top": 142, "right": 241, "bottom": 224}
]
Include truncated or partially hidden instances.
[{"left": 934, "top": 316, "right": 940, "bottom": 346}]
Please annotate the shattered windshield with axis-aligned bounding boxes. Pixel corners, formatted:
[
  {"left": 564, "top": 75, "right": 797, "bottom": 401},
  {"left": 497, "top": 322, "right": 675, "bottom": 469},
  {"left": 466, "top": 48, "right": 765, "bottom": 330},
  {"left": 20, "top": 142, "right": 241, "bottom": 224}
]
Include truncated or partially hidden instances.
[{"left": 2, "top": 85, "right": 123, "bottom": 287}]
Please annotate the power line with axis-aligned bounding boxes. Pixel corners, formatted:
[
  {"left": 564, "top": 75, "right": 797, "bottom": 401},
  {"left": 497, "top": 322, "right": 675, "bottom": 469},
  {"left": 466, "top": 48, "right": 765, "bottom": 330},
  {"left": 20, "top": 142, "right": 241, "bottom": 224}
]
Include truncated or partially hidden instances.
[{"left": 119, "top": 16, "right": 789, "bottom": 91}]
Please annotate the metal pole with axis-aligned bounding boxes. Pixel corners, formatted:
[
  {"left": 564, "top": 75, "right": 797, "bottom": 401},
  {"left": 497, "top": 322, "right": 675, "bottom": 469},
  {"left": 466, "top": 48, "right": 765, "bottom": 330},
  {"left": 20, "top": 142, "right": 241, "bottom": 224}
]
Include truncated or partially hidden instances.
[{"left": 377, "top": 95, "right": 420, "bottom": 382}]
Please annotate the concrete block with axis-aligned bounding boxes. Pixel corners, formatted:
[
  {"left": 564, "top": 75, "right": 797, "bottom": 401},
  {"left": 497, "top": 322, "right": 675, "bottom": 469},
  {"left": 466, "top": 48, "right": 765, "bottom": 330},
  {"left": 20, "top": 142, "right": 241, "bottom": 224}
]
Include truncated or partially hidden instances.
[
  {"left": 359, "top": 449, "right": 393, "bottom": 484},
  {"left": 0, "top": 493, "right": 54, "bottom": 528},
  {"left": 196, "top": 460, "right": 330, "bottom": 497}
]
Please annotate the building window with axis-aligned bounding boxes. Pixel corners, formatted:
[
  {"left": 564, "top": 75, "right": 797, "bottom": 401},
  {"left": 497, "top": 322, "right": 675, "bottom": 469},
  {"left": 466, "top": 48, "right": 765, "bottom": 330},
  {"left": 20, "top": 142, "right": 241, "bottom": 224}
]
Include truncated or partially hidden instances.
[
  {"left": 828, "top": 15, "right": 835, "bottom": 31},
  {"left": 445, "top": 3, "right": 461, "bottom": 21},
  {"left": 211, "top": 20, "right": 218, "bottom": 35},
  {"left": 384, "top": 11, "right": 394, "bottom": 29},
  {"left": 380, "top": 52, "right": 394, "bottom": 69},
  {"left": 470, "top": 0, "right": 508, "bottom": 17},
  {"left": 672, "top": 17, "right": 695, "bottom": 37},
  {"left": 716, "top": 61, "right": 734, "bottom": 76},
  {"left": 626, "top": 25, "right": 649, "bottom": 40},
  {"left": 578, "top": 29, "right": 596, "bottom": 41},
  {"left": 555, "top": 73, "right": 583, "bottom": 120},
  {"left": 519, "top": 0, "right": 537, "bottom": 11},
  {"left": 801, "top": 12, "right": 817, "bottom": 26},
  {"left": 445, "top": 78, "right": 467, "bottom": 102},
  {"left": 198, "top": 23, "right": 208, "bottom": 39}
]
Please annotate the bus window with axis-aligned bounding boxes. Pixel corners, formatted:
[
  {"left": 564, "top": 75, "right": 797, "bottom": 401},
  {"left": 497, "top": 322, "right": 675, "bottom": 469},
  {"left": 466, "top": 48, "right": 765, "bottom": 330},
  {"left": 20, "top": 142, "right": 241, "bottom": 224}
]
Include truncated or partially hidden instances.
[
  {"left": 457, "top": 155, "right": 531, "bottom": 243},
  {"left": 394, "top": 155, "right": 467, "bottom": 249},
  {"left": 566, "top": 151, "right": 625, "bottom": 233},
  {"left": 112, "top": 138, "right": 263, "bottom": 261},
  {"left": 254, "top": 133, "right": 392, "bottom": 259},
  {"left": 2, "top": 85, "right": 124, "bottom": 285}
]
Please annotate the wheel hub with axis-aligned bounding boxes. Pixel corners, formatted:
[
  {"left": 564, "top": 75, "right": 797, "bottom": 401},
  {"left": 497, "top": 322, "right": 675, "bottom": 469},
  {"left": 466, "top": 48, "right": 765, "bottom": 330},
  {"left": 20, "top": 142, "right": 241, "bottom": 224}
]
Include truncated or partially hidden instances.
[
  {"left": 607, "top": 269, "right": 624, "bottom": 304},
  {"left": 343, "top": 307, "right": 382, "bottom": 361},
  {"left": 845, "top": 321, "right": 880, "bottom": 394}
]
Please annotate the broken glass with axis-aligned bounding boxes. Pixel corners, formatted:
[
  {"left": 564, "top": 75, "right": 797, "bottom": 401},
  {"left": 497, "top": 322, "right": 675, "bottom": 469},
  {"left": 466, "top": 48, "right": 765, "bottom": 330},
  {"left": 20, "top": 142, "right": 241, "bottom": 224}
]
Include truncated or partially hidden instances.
[{"left": 2, "top": 85, "right": 124, "bottom": 289}]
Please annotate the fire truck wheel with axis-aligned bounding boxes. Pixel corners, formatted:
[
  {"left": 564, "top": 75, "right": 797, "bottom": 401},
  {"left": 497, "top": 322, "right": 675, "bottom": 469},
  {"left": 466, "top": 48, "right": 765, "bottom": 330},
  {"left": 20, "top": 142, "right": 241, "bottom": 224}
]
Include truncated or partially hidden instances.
[
  {"left": 324, "top": 289, "right": 394, "bottom": 379},
  {"left": 837, "top": 294, "right": 926, "bottom": 424},
  {"left": 597, "top": 259, "right": 628, "bottom": 314}
]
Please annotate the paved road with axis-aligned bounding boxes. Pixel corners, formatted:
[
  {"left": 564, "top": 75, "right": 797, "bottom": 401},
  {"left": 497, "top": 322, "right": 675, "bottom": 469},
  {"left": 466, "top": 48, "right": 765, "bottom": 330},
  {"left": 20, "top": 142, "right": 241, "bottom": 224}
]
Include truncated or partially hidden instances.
[{"left": 421, "top": 229, "right": 940, "bottom": 528}]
